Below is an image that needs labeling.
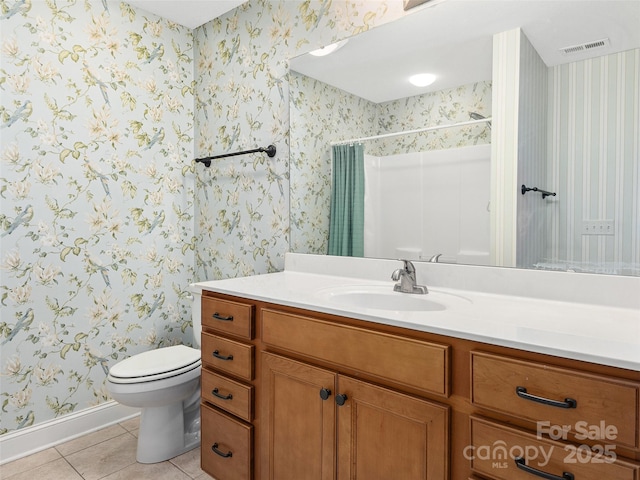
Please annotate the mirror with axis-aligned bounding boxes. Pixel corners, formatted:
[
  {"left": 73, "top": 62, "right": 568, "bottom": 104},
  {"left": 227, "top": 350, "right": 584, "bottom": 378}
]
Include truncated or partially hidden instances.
[{"left": 289, "top": 0, "right": 640, "bottom": 276}]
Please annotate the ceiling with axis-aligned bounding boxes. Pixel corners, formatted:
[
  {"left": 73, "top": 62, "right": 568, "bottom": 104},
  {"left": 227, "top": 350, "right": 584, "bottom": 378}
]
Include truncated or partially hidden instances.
[
  {"left": 126, "top": 0, "right": 245, "bottom": 29},
  {"left": 290, "top": 0, "right": 640, "bottom": 104}
]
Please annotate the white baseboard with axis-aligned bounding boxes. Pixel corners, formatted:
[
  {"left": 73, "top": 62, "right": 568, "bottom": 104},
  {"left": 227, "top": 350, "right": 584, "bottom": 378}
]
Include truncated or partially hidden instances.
[{"left": 0, "top": 401, "right": 140, "bottom": 465}]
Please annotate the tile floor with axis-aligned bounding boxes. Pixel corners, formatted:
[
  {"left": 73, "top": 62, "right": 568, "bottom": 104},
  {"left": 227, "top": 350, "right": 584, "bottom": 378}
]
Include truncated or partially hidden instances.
[{"left": 1, "top": 417, "right": 215, "bottom": 480}]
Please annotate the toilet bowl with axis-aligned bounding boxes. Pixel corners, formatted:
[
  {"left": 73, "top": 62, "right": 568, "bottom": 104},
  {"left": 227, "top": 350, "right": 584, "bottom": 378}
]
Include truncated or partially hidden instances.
[{"left": 106, "top": 287, "right": 203, "bottom": 463}]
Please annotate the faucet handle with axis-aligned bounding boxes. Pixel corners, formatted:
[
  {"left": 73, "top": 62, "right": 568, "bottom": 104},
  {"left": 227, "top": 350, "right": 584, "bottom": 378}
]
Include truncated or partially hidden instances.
[
  {"left": 398, "top": 259, "right": 415, "bottom": 273},
  {"left": 428, "top": 253, "right": 442, "bottom": 263}
]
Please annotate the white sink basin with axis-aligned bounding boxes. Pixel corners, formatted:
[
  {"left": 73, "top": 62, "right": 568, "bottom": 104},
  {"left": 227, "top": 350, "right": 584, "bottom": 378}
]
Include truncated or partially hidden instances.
[{"left": 315, "top": 285, "right": 471, "bottom": 312}]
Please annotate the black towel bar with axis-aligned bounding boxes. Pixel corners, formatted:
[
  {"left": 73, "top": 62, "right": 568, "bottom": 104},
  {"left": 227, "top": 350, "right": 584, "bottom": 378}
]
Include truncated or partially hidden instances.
[
  {"left": 521, "top": 184, "right": 556, "bottom": 199},
  {"left": 195, "top": 144, "right": 276, "bottom": 167}
]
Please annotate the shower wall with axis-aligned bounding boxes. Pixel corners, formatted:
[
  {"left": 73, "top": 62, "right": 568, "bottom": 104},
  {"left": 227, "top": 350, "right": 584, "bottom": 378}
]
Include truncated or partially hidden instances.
[{"left": 364, "top": 144, "right": 491, "bottom": 264}]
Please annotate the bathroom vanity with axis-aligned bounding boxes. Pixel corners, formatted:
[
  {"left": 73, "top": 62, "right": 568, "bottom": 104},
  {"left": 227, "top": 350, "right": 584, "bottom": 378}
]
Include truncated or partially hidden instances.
[{"left": 195, "top": 254, "right": 640, "bottom": 480}]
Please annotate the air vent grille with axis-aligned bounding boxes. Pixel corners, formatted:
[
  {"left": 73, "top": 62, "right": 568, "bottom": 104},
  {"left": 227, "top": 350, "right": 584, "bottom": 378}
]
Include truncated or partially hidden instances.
[{"left": 560, "top": 38, "right": 610, "bottom": 55}]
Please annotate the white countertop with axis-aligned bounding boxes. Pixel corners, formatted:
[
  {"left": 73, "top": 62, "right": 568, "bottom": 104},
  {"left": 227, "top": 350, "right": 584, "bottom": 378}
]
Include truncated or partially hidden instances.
[{"left": 193, "top": 254, "right": 640, "bottom": 372}]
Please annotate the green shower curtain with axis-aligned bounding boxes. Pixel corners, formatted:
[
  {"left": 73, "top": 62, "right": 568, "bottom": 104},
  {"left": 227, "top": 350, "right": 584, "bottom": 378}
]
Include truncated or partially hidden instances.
[{"left": 328, "top": 143, "right": 365, "bottom": 257}]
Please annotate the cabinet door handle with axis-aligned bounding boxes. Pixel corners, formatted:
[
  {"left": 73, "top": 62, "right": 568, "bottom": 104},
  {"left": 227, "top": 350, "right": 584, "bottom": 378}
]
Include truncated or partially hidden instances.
[
  {"left": 212, "top": 388, "right": 233, "bottom": 400},
  {"left": 515, "top": 457, "right": 574, "bottom": 480},
  {"left": 212, "top": 350, "right": 234, "bottom": 361},
  {"left": 319, "top": 388, "right": 331, "bottom": 400},
  {"left": 212, "top": 443, "right": 233, "bottom": 458},
  {"left": 516, "top": 386, "right": 577, "bottom": 409},
  {"left": 335, "top": 393, "right": 348, "bottom": 406},
  {"left": 212, "top": 312, "right": 234, "bottom": 321}
]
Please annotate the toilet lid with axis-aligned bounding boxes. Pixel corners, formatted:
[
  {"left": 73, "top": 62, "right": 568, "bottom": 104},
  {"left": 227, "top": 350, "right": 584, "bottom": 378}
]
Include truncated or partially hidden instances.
[{"left": 108, "top": 345, "right": 201, "bottom": 380}]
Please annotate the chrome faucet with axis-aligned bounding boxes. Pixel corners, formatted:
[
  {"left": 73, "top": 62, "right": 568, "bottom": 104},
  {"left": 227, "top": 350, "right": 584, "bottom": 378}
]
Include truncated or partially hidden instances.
[
  {"left": 428, "top": 253, "right": 442, "bottom": 263},
  {"left": 391, "top": 259, "right": 428, "bottom": 294}
]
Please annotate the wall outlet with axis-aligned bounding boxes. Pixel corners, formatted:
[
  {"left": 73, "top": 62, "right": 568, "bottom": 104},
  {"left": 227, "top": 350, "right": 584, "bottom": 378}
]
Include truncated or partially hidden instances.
[{"left": 582, "top": 220, "right": 615, "bottom": 235}]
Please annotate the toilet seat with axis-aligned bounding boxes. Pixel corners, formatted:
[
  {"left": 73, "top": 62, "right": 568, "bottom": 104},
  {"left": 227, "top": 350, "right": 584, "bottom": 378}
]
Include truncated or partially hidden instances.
[{"left": 108, "top": 345, "right": 201, "bottom": 384}]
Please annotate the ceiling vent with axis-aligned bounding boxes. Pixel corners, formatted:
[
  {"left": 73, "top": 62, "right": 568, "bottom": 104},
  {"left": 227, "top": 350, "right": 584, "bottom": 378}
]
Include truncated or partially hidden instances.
[{"left": 560, "top": 38, "right": 610, "bottom": 55}]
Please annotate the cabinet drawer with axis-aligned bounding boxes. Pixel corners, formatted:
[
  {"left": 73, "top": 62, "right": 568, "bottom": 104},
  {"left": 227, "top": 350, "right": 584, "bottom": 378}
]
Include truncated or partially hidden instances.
[
  {"left": 202, "top": 332, "right": 254, "bottom": 381},
  {"left": 201, "top": 403, "right": 253, "bottom": 480},
  {"left": 262, "top": 308, "right": 450, "bottom": 396},
  {"left": 202, "top": 296, "right": 254, "bottom": 339},
  {"left": 202, "top": 370, "right": 253, "bottom": 421},
  {"left": 469, "top": 416, "right": 640, "bottom": 480},
  {"left": 471, "top": 351, "right": 640, "bottom": 450}
]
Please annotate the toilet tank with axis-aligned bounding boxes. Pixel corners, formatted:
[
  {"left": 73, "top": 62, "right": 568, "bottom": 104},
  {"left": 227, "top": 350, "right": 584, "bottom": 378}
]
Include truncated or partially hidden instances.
[{"left": 188, "top": 284, "right": 202, "bottom": 349}]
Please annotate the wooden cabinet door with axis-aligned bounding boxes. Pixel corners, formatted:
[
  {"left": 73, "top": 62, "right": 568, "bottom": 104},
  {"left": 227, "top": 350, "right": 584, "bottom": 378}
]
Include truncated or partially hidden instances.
[
  {"left": 262, "top": 353, "right": 337, "bottom": 480},
  {"left": 336, "top": 376, "right": 449, "bottom": 480}
]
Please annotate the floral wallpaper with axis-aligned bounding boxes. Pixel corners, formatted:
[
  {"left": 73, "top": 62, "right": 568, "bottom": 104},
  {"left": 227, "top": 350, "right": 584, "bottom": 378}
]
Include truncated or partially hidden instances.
[
  {"left": 0, "top": 0, "right": 411, "bottom": 439},
  {"left": 289, "top": 70, "right": 491, "bottom": 255},
  {"left": 0, "top": 0, "right": 430, "bottom": 440},
  {"left": 372, "top": 81, "right": 492, "bottom": 155},
  {"left": 1, "top": 1, "right": 195, "bottom": 434},
  {"left": 193, "top": 0, "right": 405, "bottom": 278},
  {"left": 290, "top": 71, "right": 379, "bottom": 254}
]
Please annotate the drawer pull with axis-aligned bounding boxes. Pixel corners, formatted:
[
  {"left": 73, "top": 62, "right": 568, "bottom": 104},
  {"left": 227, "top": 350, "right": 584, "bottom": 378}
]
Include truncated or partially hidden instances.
[
  {"left": 213, "top": 350, "right": 234, "bottom": 361},
  {"left": 212, "top": 312, "right": 234, "bottom": 322},
  {"left": 515, "top": 457, "right": 574, "bottom": 480},
  {"left": 515, "top": 386, "right": 577, "bottom": 409},
  {"left": 212, "top": 443, "right": 233, "bottom": 458},
  {"left": 212, "top": 388, "right": 233, "bottom": 401},
  {"left": 319, "top": 388, "right": 331, "bottom": 400},
  {"left": 336, "top": 393, "right": 348, "bottom": 406}
]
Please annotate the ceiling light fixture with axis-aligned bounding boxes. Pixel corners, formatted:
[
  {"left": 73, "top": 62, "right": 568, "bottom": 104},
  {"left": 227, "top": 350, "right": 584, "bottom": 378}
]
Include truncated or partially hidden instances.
[
  {"left": 409, "top": 73, "right": 437, "bottom": 87},
  {"left": 309, "top": 39, "right": 348, "bottom": 57}
]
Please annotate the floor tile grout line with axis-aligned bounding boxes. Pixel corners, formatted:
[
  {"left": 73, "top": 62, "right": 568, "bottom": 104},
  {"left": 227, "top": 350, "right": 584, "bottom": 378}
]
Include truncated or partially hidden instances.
[
  {"left": 60, "top": 456, "right": 85, "bottom": 480},
  {"left": 59, "top": 431, "right": 139, "bottom": 480},
  {"left": 169, "top": 458, "right": 201, "bottom": 479},
  {"left": 93, "top": 458, "right": 140, "bottom": 480},
  {"left": 1, "top": 453, "right": 61, "bottom": 480},
  {"left": 53, "top": 430, "right": 136, "bottom": 460}
]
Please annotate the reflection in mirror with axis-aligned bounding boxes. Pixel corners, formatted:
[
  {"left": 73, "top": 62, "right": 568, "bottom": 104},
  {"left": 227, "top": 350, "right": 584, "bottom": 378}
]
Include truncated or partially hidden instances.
[{"left": 289, "top": 0, "right": 640, "bottom": 276}]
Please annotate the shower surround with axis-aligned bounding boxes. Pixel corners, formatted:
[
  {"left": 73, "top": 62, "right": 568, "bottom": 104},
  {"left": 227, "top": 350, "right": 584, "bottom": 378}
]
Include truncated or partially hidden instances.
[{"left": 363, "top": 144, "right": 491, "bottom": 264}]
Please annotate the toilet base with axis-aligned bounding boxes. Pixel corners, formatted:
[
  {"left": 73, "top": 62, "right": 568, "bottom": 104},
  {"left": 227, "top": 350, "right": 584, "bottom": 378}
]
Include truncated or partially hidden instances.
[{"left": 136, "top": 399, "right": 201, "bottom": 463}]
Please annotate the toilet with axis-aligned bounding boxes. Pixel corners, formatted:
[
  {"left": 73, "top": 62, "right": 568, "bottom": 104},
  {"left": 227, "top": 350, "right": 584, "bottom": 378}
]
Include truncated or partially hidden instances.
[{"left": 106, "top": 287, "right": 203, "bottom": 463}]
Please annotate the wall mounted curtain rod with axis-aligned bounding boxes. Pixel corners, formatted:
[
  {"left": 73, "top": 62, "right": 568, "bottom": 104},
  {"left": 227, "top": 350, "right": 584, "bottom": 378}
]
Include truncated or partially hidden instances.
[
  {"left": 330, "top": 117, "right": 492, "bottom": 146},
  {"left": 195, "top": 144, "right": 276, "bottom": 167},
  {"left": 521, "top": 184, "right": 556, "bottom": 199}
]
